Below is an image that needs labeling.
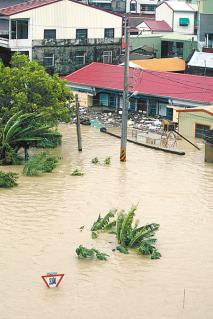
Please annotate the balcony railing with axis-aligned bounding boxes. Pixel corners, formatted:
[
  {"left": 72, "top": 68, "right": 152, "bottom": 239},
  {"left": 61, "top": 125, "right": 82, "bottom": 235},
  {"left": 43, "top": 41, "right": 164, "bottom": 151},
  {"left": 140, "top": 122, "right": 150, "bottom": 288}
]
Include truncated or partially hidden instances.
[
  {"left": 33, "top": 37, "right": 121, "bottom": 47},
  {"left": 0, "top": 37, "right": 9, "bottom": 48}
]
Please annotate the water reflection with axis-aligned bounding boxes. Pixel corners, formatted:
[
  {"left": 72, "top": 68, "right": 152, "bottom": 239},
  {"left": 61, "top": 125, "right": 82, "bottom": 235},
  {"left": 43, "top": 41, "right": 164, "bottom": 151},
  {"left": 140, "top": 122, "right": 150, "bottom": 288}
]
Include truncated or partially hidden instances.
[{"left": 0, "top": 124, "right": 213, "bottom": 319}]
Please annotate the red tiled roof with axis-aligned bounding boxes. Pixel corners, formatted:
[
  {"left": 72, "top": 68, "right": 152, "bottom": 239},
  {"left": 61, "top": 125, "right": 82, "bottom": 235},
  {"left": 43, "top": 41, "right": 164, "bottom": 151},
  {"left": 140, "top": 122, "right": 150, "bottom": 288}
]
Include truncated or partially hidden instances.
[
  {"left": 143, "top": 20, "right": 173, "bottom": 32},
  {"left": 64, "top": 62, "right": 213, "bottom": 104},
  {"left": 0, "top": 0, "right": 122, "bottom": 17},
  {"left": 0, "top": 0, "right": 61, "bottom": 15}
]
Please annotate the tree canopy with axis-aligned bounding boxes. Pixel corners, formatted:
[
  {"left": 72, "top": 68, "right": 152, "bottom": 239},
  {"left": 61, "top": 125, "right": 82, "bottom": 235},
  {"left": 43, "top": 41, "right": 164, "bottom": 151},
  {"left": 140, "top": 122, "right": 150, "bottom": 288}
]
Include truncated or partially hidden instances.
[{"left": 0, "top": 53, "right": 73, "bottom": 125}]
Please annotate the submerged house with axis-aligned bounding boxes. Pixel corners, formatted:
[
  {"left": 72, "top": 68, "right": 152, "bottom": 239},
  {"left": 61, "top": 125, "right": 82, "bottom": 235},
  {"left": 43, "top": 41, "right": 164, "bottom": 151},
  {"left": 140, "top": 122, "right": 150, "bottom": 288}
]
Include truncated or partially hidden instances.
[
  {"left": 64, "top": 62, "right": 213, "bottom": 120},
  {"left": 0, "top": 0, "right": 122, "bottom": 74}
]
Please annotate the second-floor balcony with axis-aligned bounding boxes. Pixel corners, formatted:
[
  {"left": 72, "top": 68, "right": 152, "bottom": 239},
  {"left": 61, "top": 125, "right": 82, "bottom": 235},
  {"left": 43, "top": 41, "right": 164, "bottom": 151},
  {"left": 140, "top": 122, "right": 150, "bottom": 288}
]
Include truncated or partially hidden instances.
[{"left": 32, "top": 37, "right": 121, "bottom": 47}]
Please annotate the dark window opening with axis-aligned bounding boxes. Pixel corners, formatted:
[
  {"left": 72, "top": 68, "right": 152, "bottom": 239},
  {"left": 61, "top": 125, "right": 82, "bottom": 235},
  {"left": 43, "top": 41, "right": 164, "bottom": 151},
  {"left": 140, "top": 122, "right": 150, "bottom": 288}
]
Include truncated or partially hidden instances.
[
  {"left": 104, "top": 28, "right": 114, "bottom": 38},
  {"left": 43, "top": 53, "right": 54, "bottom": 67},
  {"left": 195, "top": 123, "right": 211, "bottom": 139},
  {"left": 44, "top": 29, "right": 56, "bottom": 40},
  {"left": 11, "top": 19, "right": 28, "bottom": 39},
  {"left": 76, "top": 29, "right": 88, "bottom": 40}
]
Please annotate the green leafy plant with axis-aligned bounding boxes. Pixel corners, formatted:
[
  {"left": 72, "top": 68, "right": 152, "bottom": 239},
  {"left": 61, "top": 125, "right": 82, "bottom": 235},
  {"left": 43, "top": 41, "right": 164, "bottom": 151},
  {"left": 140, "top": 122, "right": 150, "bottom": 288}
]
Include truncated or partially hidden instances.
[
  {"left": 91, "top": 205, "right": 161, "bottom": 260},
  {"left": 76, "top": 245, "right": 109, "bottom": 260},
  {"left": 0, "top": 171, "right": 18, "bottom": 188},
  {"left": 116, "top": 245, "right": 129, "bottom": 254},
  {"left": 91, "top": 208, "right": 117, "bottom": 233},
  {"left": 91, "top": 157, "right": 99, "bottom": 164},
  {"left": 71, "top": 169, "right": 84, "bottom": 176},
  {"left": 23, "top": 152, "right": 59, "bottom": 176},
  {"left": 104, "top": 157, "right": 111, "bottom": 165},
  {"left": 0, "top": 112, "right": 62, "bottom": 164}
]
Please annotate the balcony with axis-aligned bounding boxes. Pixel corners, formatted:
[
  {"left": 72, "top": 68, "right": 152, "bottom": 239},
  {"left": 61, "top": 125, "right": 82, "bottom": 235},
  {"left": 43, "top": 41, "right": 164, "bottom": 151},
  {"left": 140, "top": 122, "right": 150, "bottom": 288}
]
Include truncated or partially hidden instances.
[{"left": 32, "top": 38, "right": 121, "bottom": 47}]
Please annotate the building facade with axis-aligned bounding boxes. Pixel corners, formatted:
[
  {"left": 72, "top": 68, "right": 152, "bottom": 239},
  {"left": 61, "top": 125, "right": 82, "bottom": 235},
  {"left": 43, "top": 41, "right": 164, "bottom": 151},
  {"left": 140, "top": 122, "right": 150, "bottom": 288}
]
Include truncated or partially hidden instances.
[
  {"left": 197, "top": 0, "right": 213, "bottom": 52},
  {"left": 0, "top": 0, "right": 122, "bottom": 74}
]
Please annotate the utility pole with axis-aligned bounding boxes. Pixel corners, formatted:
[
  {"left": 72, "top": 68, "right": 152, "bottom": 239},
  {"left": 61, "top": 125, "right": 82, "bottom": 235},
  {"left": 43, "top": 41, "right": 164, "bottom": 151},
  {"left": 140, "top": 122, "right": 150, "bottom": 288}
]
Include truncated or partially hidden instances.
[
  {"left": 75, "top": 94, "right": 82, "bottom": 151},
  {"left": 120, "top": 14, "right": 129, "bottom": 162}
]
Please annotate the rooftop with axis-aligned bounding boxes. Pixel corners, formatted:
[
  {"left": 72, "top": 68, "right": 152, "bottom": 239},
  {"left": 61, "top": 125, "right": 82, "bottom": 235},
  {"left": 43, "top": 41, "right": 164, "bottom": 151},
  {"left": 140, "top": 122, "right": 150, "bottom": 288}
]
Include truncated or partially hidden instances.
[
  {"left": 158, "top": 1, "right": 197, "bottom": 12},
  {"left": 188, "top": 52, "right": 213, "bottom": 69},
  {"left": 142, "top": 20, "right": 173, "bottom": 32},
  {"left": 64, "top": 62, "right": 213, "bottom": 104},
  {"left": 0, "top": 0, "right": 122, "bottom": 16},
  {"left": 130, "top": 58, "right": 186, "bottom": 72}
]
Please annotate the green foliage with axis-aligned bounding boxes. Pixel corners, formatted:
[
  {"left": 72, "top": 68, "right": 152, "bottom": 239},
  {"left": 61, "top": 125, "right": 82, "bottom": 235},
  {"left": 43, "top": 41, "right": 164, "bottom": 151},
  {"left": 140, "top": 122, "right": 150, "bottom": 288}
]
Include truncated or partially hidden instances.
[
  {"left": 0, "top": 53, "right": 73, "bottom": 125},
  {"left": 0, "top": 112, "right": 62, "bottom": 164},
  {"left": 91, "top": 205, "right": 161, "bottom": 260},
  {"left": 116, "top": 245, "right": 129, "bottom": 254},
  {"left": 91, "top": 157, "right": 99, "bottom": 164},
  {"left": 91, "top": 209, "right": 117, "bottom": 232},
  {"left": 23, "top": 152, "right": 59, "bottom": 176},
  {"left": 76, "top": 245, "right": 109, "bottom": 260},
  {"left": 104, "top": 157, "right": 111, "bottom": 165},
  {"left": 119, "top": 205, "right": 137, "bottom": 247},
  {"left": 71, "top": 169, "right": 84, "bottom": 176},
  {"left": 0, "top": 171, "right": 18, "bottom": 188},
  {"left": 35, "top": 133, "right": 62, "bottom": 148}
]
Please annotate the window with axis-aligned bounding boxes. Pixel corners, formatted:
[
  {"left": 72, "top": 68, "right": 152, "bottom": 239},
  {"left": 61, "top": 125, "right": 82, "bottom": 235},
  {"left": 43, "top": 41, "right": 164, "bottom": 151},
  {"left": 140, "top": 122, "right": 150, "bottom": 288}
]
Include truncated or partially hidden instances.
[
  {"left": 11, "top": 19, "right": 28, "bottom": 39},
  {"left": 44, "top": 29, "right": 56, "bottom": 40},
  {"left": 179, "top": 18, "right": 189, "bottom": 26},
  {"left": 205, "top": 34, "right": 213, "bottom": 48},
  {"left": 76, "top": 29, "right": 88, "bottom": 40},
  {"left": 130, "top": 0, "right": 136, "bottom": 12},
  {"left": 195, "top": 124, "right": 210, "bottom": 139},
  {"left": 104, "top": 28, "right": 114, "bottom": 38},
  {"left": 75, "top": 51, "right": 86, "bottom": 66},
  {"left": 103, "top": 51, "right": 112, "bottom": 64},
  {"left": 140, "top": 4, "right": 155, "bottom": 12},
  {"left": 43, "top": 53, "right": 54, "bottom": 67}
]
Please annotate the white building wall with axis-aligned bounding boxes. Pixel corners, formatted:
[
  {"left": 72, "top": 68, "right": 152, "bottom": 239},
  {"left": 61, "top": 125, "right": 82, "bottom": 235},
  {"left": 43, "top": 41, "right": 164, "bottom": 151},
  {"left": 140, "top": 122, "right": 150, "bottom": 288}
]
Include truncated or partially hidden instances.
[
  {"left": 8, "top": 0, "right": 122, "bottom": 46},
  {"left": 126, "top": 0, "right": 158, "bottom": 14},
  {"left": 156, "top": 3, "right": 173, "bottom": 28},
  {"left": 173, "top": 12, "right": 195, "bottom": 34}
]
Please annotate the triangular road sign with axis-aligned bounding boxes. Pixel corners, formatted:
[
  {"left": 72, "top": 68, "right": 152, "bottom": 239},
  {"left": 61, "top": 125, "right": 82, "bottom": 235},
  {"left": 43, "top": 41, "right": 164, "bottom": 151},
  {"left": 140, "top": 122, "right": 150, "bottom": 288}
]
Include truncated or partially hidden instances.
[{"left": 41, "top": 273, "right": 64, "bottom": 288}]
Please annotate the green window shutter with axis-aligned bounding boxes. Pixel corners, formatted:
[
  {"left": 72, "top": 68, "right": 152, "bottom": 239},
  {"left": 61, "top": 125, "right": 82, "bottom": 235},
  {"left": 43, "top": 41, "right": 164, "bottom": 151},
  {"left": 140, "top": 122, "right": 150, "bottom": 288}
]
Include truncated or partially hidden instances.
[{"left": 179, "top": 18, "right": 189, "bottom": 26}]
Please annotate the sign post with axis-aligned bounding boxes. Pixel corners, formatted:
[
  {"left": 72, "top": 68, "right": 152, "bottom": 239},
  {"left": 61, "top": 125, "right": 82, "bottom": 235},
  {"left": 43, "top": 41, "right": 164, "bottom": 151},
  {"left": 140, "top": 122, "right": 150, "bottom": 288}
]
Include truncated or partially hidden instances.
[{"left": 41, "top": 273, "right": 64, "bottom": 288}]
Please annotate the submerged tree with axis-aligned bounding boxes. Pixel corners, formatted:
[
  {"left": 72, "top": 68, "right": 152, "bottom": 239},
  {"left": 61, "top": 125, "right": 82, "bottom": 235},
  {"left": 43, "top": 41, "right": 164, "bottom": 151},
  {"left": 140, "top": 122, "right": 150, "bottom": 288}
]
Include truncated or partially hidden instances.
[
  {"left": 0, "top": 112, "right": 61, "bottom": 164},
  {"left": 0, "top": 53, "right": 73, "bottom": 125}
]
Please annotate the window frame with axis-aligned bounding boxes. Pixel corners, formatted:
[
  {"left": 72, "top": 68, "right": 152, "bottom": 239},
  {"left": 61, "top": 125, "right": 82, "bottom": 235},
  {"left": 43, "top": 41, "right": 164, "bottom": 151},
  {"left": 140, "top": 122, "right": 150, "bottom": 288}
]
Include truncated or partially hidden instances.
[
  {"left": 76, "top": 29, "right": 88, "bottom": 40},
  {"left": 75, "top": 51, "right": 86, "bottom": 66},
  {"left": 44, "top": 29, "right": 56, "bottom": 40},
  {"left": 43, "top": 53, "right": 55, "bottom": 67},
  {"left": 10, "top": 19, "right": 28, "bottom": 39},
  {"left": 103, "top": 50, "right": 112, "bottom": 64},
  {"left": 104, "top": 28, "right": 114, "bottom": 39}
]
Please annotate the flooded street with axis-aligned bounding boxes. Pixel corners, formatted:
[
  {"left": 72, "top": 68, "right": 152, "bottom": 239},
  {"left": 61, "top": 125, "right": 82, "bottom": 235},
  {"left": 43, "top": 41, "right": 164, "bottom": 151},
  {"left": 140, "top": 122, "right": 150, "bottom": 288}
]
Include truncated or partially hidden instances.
[{"left": 0, "top": 124, "right": 213, "bottom": 319}]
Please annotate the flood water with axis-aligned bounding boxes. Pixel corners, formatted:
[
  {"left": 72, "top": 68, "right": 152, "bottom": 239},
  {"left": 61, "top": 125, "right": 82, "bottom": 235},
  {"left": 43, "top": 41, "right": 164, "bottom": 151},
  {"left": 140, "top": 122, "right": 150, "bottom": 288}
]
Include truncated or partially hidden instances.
[{"left": 0, "top": 124, "right": 213, "bottom": 319}]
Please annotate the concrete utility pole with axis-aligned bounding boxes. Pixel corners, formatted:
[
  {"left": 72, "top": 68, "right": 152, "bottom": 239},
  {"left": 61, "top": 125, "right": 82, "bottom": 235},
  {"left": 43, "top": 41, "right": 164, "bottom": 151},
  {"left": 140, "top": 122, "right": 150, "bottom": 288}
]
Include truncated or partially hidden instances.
[
  {"left": 75, "top": 94, "right": 82, "bottom": 151},
  {"left": 120, "top": 14, "right": 129, "bottom": 162}
]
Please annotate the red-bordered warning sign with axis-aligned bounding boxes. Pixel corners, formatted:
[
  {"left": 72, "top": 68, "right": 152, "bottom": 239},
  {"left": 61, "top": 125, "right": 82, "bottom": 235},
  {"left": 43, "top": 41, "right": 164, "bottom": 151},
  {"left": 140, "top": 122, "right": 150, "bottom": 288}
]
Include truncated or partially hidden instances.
[{"left": 41, "top": 273, "right": 64, "bottom": 288}]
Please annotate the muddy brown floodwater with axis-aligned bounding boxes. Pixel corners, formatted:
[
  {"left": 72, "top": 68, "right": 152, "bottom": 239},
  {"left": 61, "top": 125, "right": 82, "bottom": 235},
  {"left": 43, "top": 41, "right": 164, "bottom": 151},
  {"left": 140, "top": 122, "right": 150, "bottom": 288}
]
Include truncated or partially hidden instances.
[{"left": 0, "top": 124, "right": 213, "bottom": 319}]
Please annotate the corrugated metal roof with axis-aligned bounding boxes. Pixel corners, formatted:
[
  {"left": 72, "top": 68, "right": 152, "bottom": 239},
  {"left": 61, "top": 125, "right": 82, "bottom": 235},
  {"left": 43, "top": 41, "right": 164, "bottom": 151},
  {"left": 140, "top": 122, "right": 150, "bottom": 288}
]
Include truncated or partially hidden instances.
[
  {"left": 177, "top": 106, "right": 213, "bottom": 116},
  {"left": 130, "top": 58, "right": 186, "bottom": 72},
  {"left": 64, "top": 62, "right": 213, "bottom": 104},
  {"left": 188, "top": 52, "right": 213, "bottom": 69},
  {"left": 142, "top": 20, "right": 173, "bottom": 32}
]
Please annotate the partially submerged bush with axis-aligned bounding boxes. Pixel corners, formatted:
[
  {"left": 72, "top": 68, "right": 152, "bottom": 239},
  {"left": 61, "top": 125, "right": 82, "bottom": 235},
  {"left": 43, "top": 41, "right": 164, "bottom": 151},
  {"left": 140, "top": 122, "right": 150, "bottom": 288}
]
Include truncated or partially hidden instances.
[
  {"left": 91, "top": 205, "right": 161, "bottom": 260},
  {"left": 91, "top": 157, "right": 99, "bottom": 164},
  {"left": 76, "top": 245, "right": 109, "bottom": 261},
  {"left": 23, "top": 152, "right": 59, "bottom": 176},
  {"left": 0, "top": 171, "right": 18, "bottom": 188},
  {"left": 104, "top": 157, "right": 111, "bottom": 165},
  {"left": 71, "top": 169, "right": 84, "bottom": 176}
]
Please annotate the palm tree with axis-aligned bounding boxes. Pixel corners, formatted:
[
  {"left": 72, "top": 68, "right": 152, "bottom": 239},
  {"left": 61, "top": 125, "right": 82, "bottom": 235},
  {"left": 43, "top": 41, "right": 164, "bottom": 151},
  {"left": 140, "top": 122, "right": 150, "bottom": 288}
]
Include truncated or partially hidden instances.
[{"left": 0, "top": 112, "right": 61, "bottom": 164}]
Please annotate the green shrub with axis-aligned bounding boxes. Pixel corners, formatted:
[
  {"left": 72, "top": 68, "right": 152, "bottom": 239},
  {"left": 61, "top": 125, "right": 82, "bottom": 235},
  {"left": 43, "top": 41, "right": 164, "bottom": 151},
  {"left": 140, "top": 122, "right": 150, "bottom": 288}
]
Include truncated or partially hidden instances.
[
  {"left": 0, "top": 171, "right": 18, "bottom": 188},
  {"left": 23, "top": 152, "right": 59, "bottom": 176},
  {"left": 76, "top": 245, "right": 109, "bottom": 260},
  {"left": 71, "top": 169, "right": 84, "bottom": 176},
  {"left": 104, "top": 157, "right": 111, "bottom": 165},
  {"left": 91, "top": 157, "right": 99, "bottom": 164}
]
